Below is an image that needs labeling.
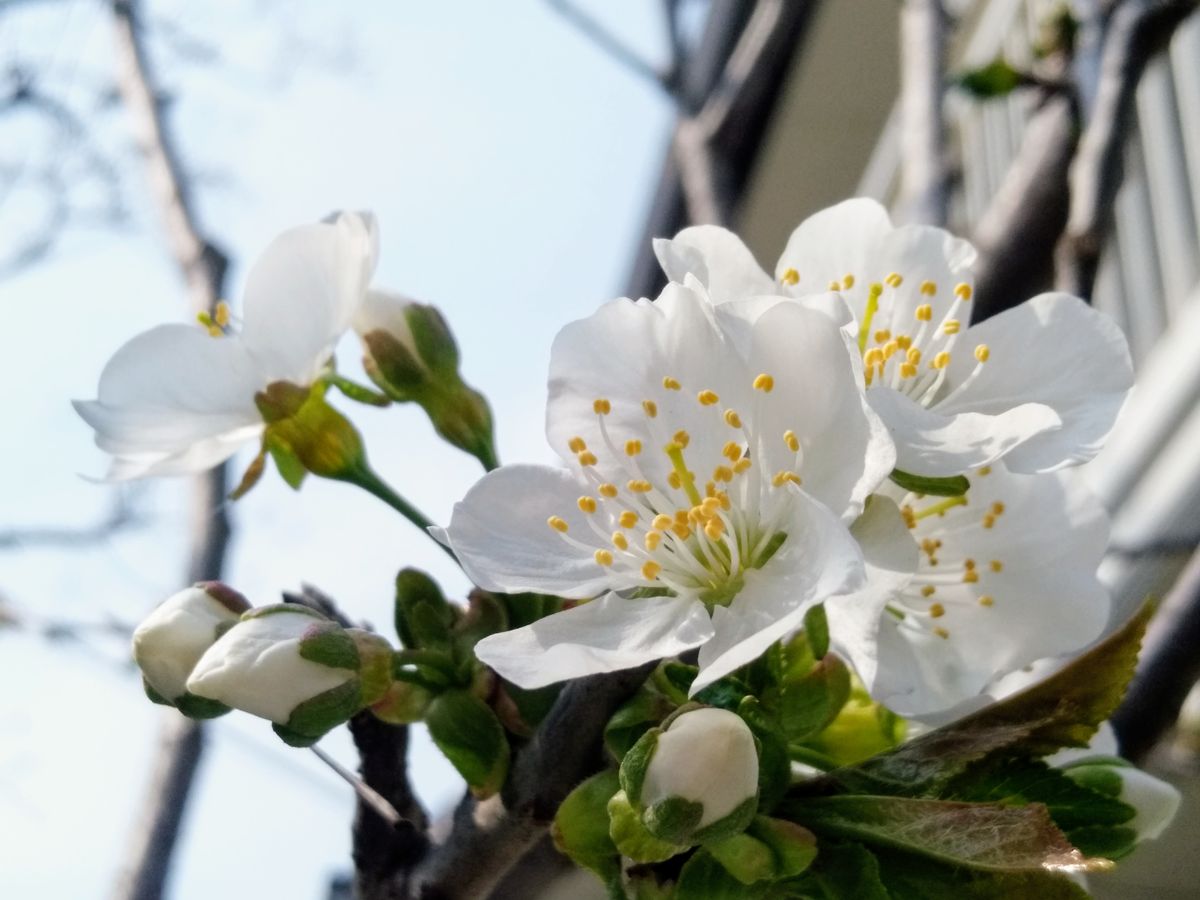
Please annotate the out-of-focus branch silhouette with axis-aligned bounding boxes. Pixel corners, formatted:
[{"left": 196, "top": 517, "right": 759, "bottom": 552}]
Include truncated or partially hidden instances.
[
  {"left": 0, "top": 492, "right": 141, "bottom": 550},
  {"left": 898, "top": 0, "right": 949, "bottom": 226}
]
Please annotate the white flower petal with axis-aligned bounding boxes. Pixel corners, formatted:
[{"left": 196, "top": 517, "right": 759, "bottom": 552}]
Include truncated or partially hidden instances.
[
  {"left": 741, "top": 301, "right": 895, "bottom": 518},
  {"left": 867, "top": 387, "right": 1062, "bottom": 476},
  {"left": 441, "top": 464, "right": 628, "bottom": 598},
  {"left": 474, "top": 593, "right": 713, "bottom": 688},
  {"left": 653, "top": 226, "right": 775, "bottom": 304},
  {"left": 692, "top": 487, "right": 865, "bottom": 694},
  {"left": 936, "top": 293, "right": 1133, "bottom": 472},
  {"left": 775, "top": 198, "right": 894, "bottom": 296},
  {"left": 241, "top": 211, "right": 379, "bottom": 384}
]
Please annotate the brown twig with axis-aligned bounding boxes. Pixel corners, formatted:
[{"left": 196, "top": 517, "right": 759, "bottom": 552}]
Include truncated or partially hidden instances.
[{"left": 898, "top": 0, "right": 949, "bottom": 226}]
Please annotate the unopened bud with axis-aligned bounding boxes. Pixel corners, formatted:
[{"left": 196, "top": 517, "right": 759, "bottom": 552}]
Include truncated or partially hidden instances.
[
  {"left": 621, "top": 706, "right": 759, "bottom": 846},
  {"left": 132, "top": 582, "right": 250, "bottom": 717},
  {"left": 186, "top": 605, "right": 367, "bottom": 744},
  {"left": 1061, "top": 757, "right": 1181, "bottom": 846},
  {"left": 255, "top": 382, "right": 367, "bottom": 482}
]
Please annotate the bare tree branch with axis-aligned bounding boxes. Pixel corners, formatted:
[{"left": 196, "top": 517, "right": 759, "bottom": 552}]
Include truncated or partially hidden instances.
[
  {"left": 107, "top": 2, "right": 234, "bottom": 898},
  {"left": 0, "top": 493, "right": 140, "bottom": 550},
  {"left": 898, "top": 0, "right": 949, "bottom": 226},
  {"left": 546, "top": 0, "right": 674, "bottom": 93},
  {"left": 1055, "top": 0, "right": 1198, "bottom": 300}
]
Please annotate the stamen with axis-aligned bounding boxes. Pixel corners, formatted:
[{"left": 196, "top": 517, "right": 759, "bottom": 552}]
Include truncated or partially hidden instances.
[
  {"left": 619, "top": 511, "right": 638, "bottom": 528},
  {"left": 568, "top": 436, "right": 587, "bottom": 453},
  {"left": 771, "top": 470, "right": 802, "bottom": 488},
  {"left": 929, "top": 603, "right": 945, "bottom": 618},
  {"left": 667, "top": 471, "right": 682, "bottom": 489},
  {"left": 843, "top": 274, "right": 855, "bottom": 288},
  {"left": 712, "top": 465, "right": 733, "bottom": 483},
  {"left": 919, "top": 280, "right": 937, "bottom": 296},
  {"left": 722, "top": 441, "right": 742, "bottom": 461},
  {"left": 642, "top": 400, "right": 658, "bottom": 418},
  {"left": 955, "top": 283, "right": 973, "bottom": 300},
  {"left": 593, "top": 398, "right": 611, "bottom": 415},
  {"left": 663, "top": 376, "right": 681, "bottom": 391},
  {"left": 977, "top": 466, "right": 992, "bottom": 476},
  {"left": 642, "top": 561, "right": 662, "bottom": 580},
  {"left": 781, "top": 268, "right": 800, "bottom": 286},
  {"left": 885, "top": 272, "right": 903, "bottom": 288},
  {"left": 874, "top": 329, "right": 891, "bottom": 344},
  {"left": 724, "top": 409, "right": 742, "bottom": 428},
  {"left": 214, "top": 301, "right": 232, "bottom": 327},
  {"left": 942, "top": 320, "right": 961, "bottom": 335},
  {"left": 921, "top": 585, "right": 936, "bottom": 597},
  {"left": 784, "top": 430, "right": 800, "bottom": 452},
  {"left": 627, "top": 480, "right": 653, "bottom": 493},
  {"left": 625, "top": 440, "right": 643, "bottom": 456},
  {"left": 594, "top": 549, "right": 613, "bottom": 566},
  {"left": 933, "top": 626, "right": 950, "bottom": 639},
  {"left": 577, "top": 451, "right": 597, "bottom": 467},
  {"left": 652, "top": 514, "right": 673, "bottom": 531},
  {"left": 931, "top": 351, "right": 950, "bottom": 369},
  {"left": 577, "top": 496, "right": 597, "bottom": 514},
  {"left": 733, "top": 458, "right": 752, "bottom": 474},
  {"left": 598, "top": 483, "right": 618, "bottom": 498},
  {"left": 753, "top": 373, "right": 775, "bottom": 393},
  {"left": 611, "top": 532, "right": 629, "bottom": 550},
  {"left": 974, "top": 344, "right": 990, "bottom": 362},
  {"left": 673, "top": 430, "right": 690, "bottom": 448},
  {"left": 547, "top": 516, "right": 569, "bottom": 533},
  {"left": 979, "top": 595, "right": 994, "bottom": 607},
  {"left": 915, "top": 304, "right": 933, "bottom": 322},
  {"left": 645, "top": 532, "right": 662, "bottom": 551}
]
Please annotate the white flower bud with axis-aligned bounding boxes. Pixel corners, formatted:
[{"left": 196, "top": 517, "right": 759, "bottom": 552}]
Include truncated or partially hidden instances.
[
  {"left": 1063, "top": 759, "right": 1181, "bottom": 843},
  {"left": 631, "top": 707, "right": 759, "bottom": 844},
  {"left": 186, "top": 605, "right": 357, "bottom": 725},
  {"left": 132, "top": 583, "right": 249, "bottom": 703}
]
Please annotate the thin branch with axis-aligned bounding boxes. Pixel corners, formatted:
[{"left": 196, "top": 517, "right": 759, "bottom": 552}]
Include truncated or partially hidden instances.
[
  {"left": 1056, "top": 0, "right": 1198, "bottom": 299},
  {"left": 107, "top": 2, "right": 233, "bottom": 898},
  {"left": 309, "top": 745, "right": 405, "bottom": 829},
  {"left": 898, "top": 0, "right": 949, "bottom": 226},
  {"left": 546, "top": 0, "right": 673, "bottom": 93},
  {"left": 0, "top": 493, "right": 140, "bottom": 550}
]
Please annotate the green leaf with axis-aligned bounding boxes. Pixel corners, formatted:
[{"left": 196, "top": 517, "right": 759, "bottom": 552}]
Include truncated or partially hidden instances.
[
  {"left": 804, "top": 686, "right": 903, "bottom": 768},
  {"left": 394, "top": 568, "right": 455, "bottom": 650},
  {"left": 955, "top": 59, "right": 1026, "bottom": 99},
  {"left": 298, "top": 624, "right": 361, "bottom": 670},
  {"left": 552, "top": 770, "right": 622, "bottom": 883},
  {"left": 872, "top": 846, "right": 1092, "bottom": 899},
  {"left": 706, "top": 832, "right": 776, "bottom": 885},
  {"left": 425, "top": 689, "right": 510, "bottom": 797},
  {"left": 779, "top": 654, "right": 852, "bottom": 744},
  {"left": 608, "top": 790, "right": 688, "bottom": 864},
  {"left": 675, "top": 850, "right": 771, "bottom": 900},
  {"left": 784, "top": 841, "right": 889, "bottom": 900},
  {"left": 284, "top": 678, "right": 363, "bottom": 742},
  {"left": 808, "top": 602, "right": 1153, "bottom": 798},
  {"left": 889, "top": 469, "right": 970, "bottom": 497},
  {"left": 781, "top": 795, "right": 1106, "bottom": 873},
  {"left": 606, "top": 686, "right": 676, "bottom": 761},
  {"left": 803, "top": 605, "right": 830, "bottom": 659},
  {"left": 738, "top": 697, "right": 789, "bottom": 812}
]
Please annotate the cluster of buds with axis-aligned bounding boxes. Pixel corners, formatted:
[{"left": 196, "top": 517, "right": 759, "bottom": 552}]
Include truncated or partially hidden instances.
[{"left": 132, "top": 585, "right": 393, "bottom": 746}]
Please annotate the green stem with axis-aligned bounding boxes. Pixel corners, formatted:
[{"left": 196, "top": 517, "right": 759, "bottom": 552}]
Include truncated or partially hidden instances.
[
  {"left": 340, "top": 463, "right": 459, "bottom": 564},
  {"left": 789, "top": 745, "right": 842, "bottom": 772}
]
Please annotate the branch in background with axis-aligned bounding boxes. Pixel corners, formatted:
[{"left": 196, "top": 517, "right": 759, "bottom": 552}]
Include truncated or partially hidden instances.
[
  {"left": 0, "top": 493, "right": 141, "bottom": 550},
  {"left": 1055, "top": 0, "right": 1198, "bottom": 300},
  {"left": 546, "top": 0, "right": 676, "bottom": 94},
  {"left": 1112, "top": 549, "right": 1200, "bottom": 762},
  {"left": 107, "top": 2, "right": 234, "bottom": 898},
  {"left": 897, "top": 0, "right": 949, "bottom": 226}
]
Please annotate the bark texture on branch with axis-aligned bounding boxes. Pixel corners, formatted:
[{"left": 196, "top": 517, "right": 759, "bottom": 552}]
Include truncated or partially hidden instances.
[
  {"left": 108, "top": 2, "right": 233, "bottom": 898},
  {"left": 898, "top": 0, "right": 949, "bottom": 226}
]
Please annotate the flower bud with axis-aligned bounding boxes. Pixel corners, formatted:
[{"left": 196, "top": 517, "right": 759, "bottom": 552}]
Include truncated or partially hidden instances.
[
  {"left": 355, "top": 290, "right": 497, "bottom": 470},
  {"left": 186, "top": 605, "right": 369, "bottom": 744},
  {"left": 1061, "top": 757, "right": 1181, "bottom": 846},
  {"left": 621, "top": 706, "right": 759, "bottom": 846},
  {"left": 132, "top": 582, "right": 250, "bottom": 717}
]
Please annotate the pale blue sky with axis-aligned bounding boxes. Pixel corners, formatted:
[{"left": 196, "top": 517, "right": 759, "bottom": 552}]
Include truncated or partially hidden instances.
[{"left": 0, "top": 1, "right": 678, "bottom": 895}]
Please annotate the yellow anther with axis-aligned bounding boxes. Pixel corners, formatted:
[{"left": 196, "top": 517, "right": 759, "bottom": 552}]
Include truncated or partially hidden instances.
[
  {"left": 784, "top": 430, "right": 800, "bottom": 453},
  {"left": 933, "top": 626, "right": 950, "bottom": 639},
  {"left": 836, "top": 273, "right": 852, "bottom": 289},
  {"left": 652, "top": 514, "right": 673, "bottom": 531},
  {"left": 885, "top": 272, "right": 903, "bottom": 288},
  {"left": 863, "top": 348, "right": 884, "bottom": 367},
  {"left": 919, "top": 280, "right": 937, "bottom": 296},
  {"left": 864, "top": 368, "right": 874, "bottom": 387},
  {"left": 921, "top": 538, "right": 939, "bottom": 554},
  {"left": 772, "top": 470, "right": 802, "bottom": 488},
  {"left": 642, "top": 561, "right": 662, "bottom": 581},
  {"left": 896, "top": 335, "right": 913, "bottom": 350},
  {"left": 883, "top": 340, "right": 900, "bottom": 359},
  {"left": 753, "top": 373, "right": 775, "bottom": 393},
  {"left": 594, "top": 549, "right": 614, "bottom": 567},
  {"left": 942, "top": 319, "right": 961, "bottom": 335},
  {"left": 645, "top": 532, "right": 662, "bottom": 551},
  {"left": 982, "top": 514, "right": 996, "bottom": 529},
  {"left": 619, "top": 510, "right": 638, "bottom": 529},
  {"left": 672, "top": 523, "right": 692, "bottom": 540},
  {"left": 901, "top": 505, "right": 917, "bottom": 529},
  {"left": 977, "top": 466, "right": 992, "bottom": 476},
  {"left": 990, "top": 560, "right": 1003, "bottom": 572},
  {"left": 593, "top": 398, "right": 611, "bottom": 415},
  {"left": 974, "top": 344, "right": 990, "bottom": 363},
  {"left": 929, "top": 603, "right": 946, "bottom": 619},
  {"left": 596, "top": 484, "right": 618, "bottom": 500},
  {"left": 724, "top": 409, "right": 742, "bottom": 428},
  {"left": 667, "top": 471, "right": 682, "bottom": 490},
  {"left": 705, "top": 481, "right": 717, "bottom": 497},
  {"left": 874, "top": 329, "right": 892, "bottom": 343},
  {"left": 625, "top": 439, "right": 643, "bottom": 456},
  {"left": 963, "top": 570, "right": 979, "bottom": 584},
  {"left": 964, "top": 558, "right": 976, "bottom": 570},
  {"left": 663, "top": 376, "right": 681, "bottom": 391},
  {"left": 722, "top": 441, "right": 742, "bottom": 462},
  {"left": 205, "top": 323, "right": 223, "bottom": 337},
  {"left": 547, "top": 516, "right": 569, "bottom": 533},
  {"left": 907, "top": 347, "right": 922, "bottom": 364},
  {"left": 921, "top": 585, "right": 936, "bottom": 598},
  {"left": 577, "top": 451, "right": 598, "bottom": 467},
  {"left": 916, "top": 304, "right": 933, "bottom": 322},
  {"left": 578, "top": 496, "right": 597, "bottom": 514},
  {"left": 214, "top": 301, "right": 231, "bottom": 327},
  {"left": 701, "top": 496, "right": 722, "bottom": 516},
  {"left": 713, "top": 465, "right": 734, "bottom": 483},
  {"left": 568, "top": 436, "right": 588, "bottom": 453},
  {"left": 612, "top": 532, "right": 629, "bottom": 550},
  {"left": 955, "top": 283, "right": 973, "bottom": 300},
  {"left": 704, "top": 520, "right": 725, "bottom": 541},
  {"left": 717, "top": 490, "right": 731, "bottom": 510},
  {"left": 979, "top": 595, "right": 995, "bottom": 607},
  {"left": 674, "top": 510, "right": 690, "bottom": 526},
  {"left": 733, "top": 458, "right": 752, "bottom": 475},
  {"left": 781, "top": 267, "right": 800, "bottom": 286},
  {"left": 899, "top": 362, "right": 918, "bottom": 379},
  {"left": 828, "top": 280, "right": 841, "bottom": 291},
  {"left": 642, "top": 399, "right": 658, "bottom": 418},
  {"left": 698, "top": 389, "right": 720, "bottom": 406},
  {"left": 932, "top": 351, "right": 950, "bottom": 369},
  {"left": 991, "top": 502, "right": 1005, "bottom": 515},
  {"left": 673, "top": 430, "right": 690, "bottom": 448},
  {"left": 627, "top": 480, "right": 653, "bottom": 493}
]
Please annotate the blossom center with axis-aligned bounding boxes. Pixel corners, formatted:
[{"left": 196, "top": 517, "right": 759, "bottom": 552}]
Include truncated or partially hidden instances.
[{"left": 196, "top": 301, "right": 236, "bottom": 338}]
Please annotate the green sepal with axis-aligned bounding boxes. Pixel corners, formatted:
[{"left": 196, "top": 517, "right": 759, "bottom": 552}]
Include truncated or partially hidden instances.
[
  {"left": 394, "top": 568, "right": 456, "bottom": 650},
  {"left": 266, "top": 435, "right": 308, "bottom": 490},
  {"left": 736, "top": 697, "right": 785, "bottom": 812},
  {"left": 552, "top": 769, "right": 623, "bottom": 888},
  {"left": 643, "top": 795, "right": 705, "bottom": 845},
  {"left": 298, "top": 624, "right": 361, "bottom": 671},
  {"left": 605, "top": 686, "right": 676, "bottom": 761},
  {"left": 451, "top": 590, "right": 508, "bottom": 657},
  {"left": 405, "top": 303, "right": 460, "bottom": 375},
  {"left": 675, "top": 850, "right": 770, "bottom": 899},
  {"left": 619, "top": 725, "right": 660, "bottom": 808},
  {"left": 273, "top": 721, "right": 322, "bottom": 748},
  {"left": 802, "top": 603, "right": 830, "bottom": 659},
  {"left": 327, "top": 373, "right": 391, "bottom": 407},
  {"left": 425, "top": 688, "right": 509, "bottom": 797},
  {"left": 687, "top": 795, "right": 759, "bottom": 846},
  {"left": 143, "top": 679, "right": 175, "bottom": 708},
  {"left": 705, "top": 817, "right": 818, "bottom": 885},
  {"left": 349, "top": 630, "right": 396, "bottom": 705},
  {"left": 889, "top": 468, "right": 970, "bottom": 497},
  {"left": 369, "top": 679, "right": 432, "bottom": 725},
  {"left": 784, "top": 841, "right": 889, "bottom": 899},
  {"left": 362, "top": 329, "right": 426, "bottom": 398},
  {"left": 705, "top": 832, "right": 775, "bottom": 885},
  {"left": 607, "top": 790, "right": 688, "bottom": 863},
  {"left": 779, "top": 653, "right": 852, "bottom": 744},
  {"left": 174, "top": 692, "right": 232, "bottom": 720},
  {"left": 283, "top": 678, "right": 363, "bottom": 743},
  {"left": 256, "top": 380, "right": 367, "bottom": 481}
]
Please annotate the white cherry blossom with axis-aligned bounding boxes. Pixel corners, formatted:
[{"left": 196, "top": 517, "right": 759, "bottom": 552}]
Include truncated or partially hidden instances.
[
  {"left": 654, "top": 198, "right": 1132, "bottom": 476},
  {"left": 74, "top": 212, "right": 378, "bottom": 480},
  {"left": 438, "top": 280, "right": 895, "bottom": 694},
  {"left": 826, "top": 462, "right": 1111, "bottom": 717}
]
